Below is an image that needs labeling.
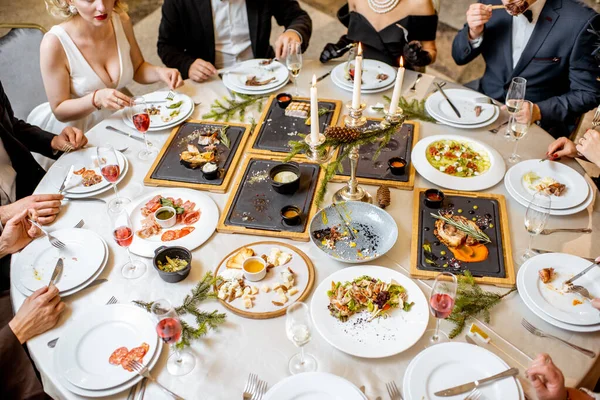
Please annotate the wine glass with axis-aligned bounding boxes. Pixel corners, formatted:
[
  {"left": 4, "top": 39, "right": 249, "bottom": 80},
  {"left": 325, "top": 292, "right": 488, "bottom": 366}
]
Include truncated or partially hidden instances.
[
  {"left": 130, "top": 96, "right": 156, "bottom": 161},
  {"left": 424, "top": 272, "right": 457, "bottom": 347},
  {"left": 107, "top": 205, "right": 146, "bottom": 279},
  {"left": 504, "top": 77, "right": 527, "bottom": 138},
  {"left": 285, "top": 302, "right": 317, "bottom": 375},
  {"left": 519, "top": 191, "right": 551, "bottom": 264},
  {"left": 97, "top": 145, "right": 129, "bottom": 210},
  {"left": 508, "top": 100, "right": 533, "bottom": 164},
  {"left": 151, "top": 299, "right": 196, "bottom": 376},
  {"left": 286, "top": 42, "right": 302, "bottom": 96}
]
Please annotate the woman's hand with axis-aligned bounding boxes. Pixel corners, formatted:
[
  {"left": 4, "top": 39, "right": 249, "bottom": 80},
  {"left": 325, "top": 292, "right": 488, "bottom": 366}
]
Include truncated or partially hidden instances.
[
  {"left": 576, "top": 129, "right": 600, "bottom": 167},
  {"left": 157, "top": 67, "right": 184, "bottom": 90},
  {"left": 403, "top": 40, "right": 432, "bottom": 67},
  {"left": 546, "top": 137, "right": 578, "bottom": 160},
  {"left": 527, "top": 354, "right": 568, "bottom": 400},
  {"left": 0, "top": 209, "right": 40, "bottom": 258},
  {"left": 95, "top": 88, "right": 132, "bottom": 110}
]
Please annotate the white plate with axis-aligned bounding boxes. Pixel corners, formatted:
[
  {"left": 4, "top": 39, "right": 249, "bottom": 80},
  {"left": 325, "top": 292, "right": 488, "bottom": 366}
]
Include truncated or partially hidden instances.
[
  {"left": 331, "top": 70, "right": 395, "bottom": 94},
  {"left": 311, "top": 266, "right": 429, "bottom": 358},
  {"left": 412, "top": 134, "right": 506, "bottom": 191},
  {"left": 59, "top": 152, "right": 129, "bottom": 199},
  {"left": 432, "top": 106, "right": 500, "bottom": 129},
  {"left": 520, "top": 253, "right": 600, "bottom": 326},
  {"left": 127, "top": 189, "right": 219, "bottom": 258},
  {"left": 505, "top": 160, "right": 589, "bottom": 209},
  {"left": 332, "top": 59, "right": 396, "bottom": 90},
  {"left": 403, "top": 342, "right": 521, "bottom": 400},
  {"left": 517, "top": 261, "right": 600, "bottom": 332},
  {"left": 227, "top": 59, "right": 289, "bottom": 91},
  {"left": 264, "top": 372, "right": 367, "bottom": 400},
  {"left": 426, "top": 89, "right": 496, "bottom": 125},
  {"left": 18, "top": 229, "right": 105, "bottom": 293},
  {"left": 505, "top": 176, "right": 594, "bottom": 216},
  {"left": 122, "top": 91, "right": 194, "bottom": 131},
  {"left": 223, "top": 73, "right": 290, "bottom": 95},
  {"left": 56, "top": 304, "right": 158, "bottom": 390}
]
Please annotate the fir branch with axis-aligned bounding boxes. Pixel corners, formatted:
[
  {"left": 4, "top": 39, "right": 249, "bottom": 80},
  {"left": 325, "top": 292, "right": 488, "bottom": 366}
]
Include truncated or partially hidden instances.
[
  {"left": 218, "top": 125, "right": 231, "bottom": 149},
  {"left": 304, "top": 108, "right": 334, "bottom": 125},
  {"left": 202, "top": 92, "right": 268, "bottom": 122},
  {"left": 384, "top": 95, "right": 437, "bottom": 123},
  {"left": 430, "top": 213, "right": 491, "bottom": 244}
]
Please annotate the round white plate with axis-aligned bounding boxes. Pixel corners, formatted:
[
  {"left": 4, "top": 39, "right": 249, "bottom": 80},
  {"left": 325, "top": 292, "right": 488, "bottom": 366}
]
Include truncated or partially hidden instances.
[
  {"left": 520, "top": 253, "right": 600, "bottom": 326},
  {"left": 56, "top": 304, "right": 158, "bottom": 390},
  {"left": 432, "top": 106, "right": 500, "bottom": 129},
  {"left": 122, "top": 91, "right": 194, "bottom": 131},
  {"left": 331, "top": 70, "right": 395, "bottom": 94},
  {"left": 311, "top": 266, "right": 429, "bottom": 358},
  {"left": 223, "top": 73, "right": 290, "bottom": 95},
  {"left": 504, "top": 176, "right": 594, "bottom": 216},
  {"left": 505, "top": 160, "right": 589, "bottom": 209},
  {"left": 127, "top": 189, "right": 219, "bottom": 258},
  {"left": 403, "top": 342, "right": 521, "bottom": 400},
  {"left": 517, "top": 261, "right": 600, "bottom": 332},
  {"left": 59, "top": 152, "right": 129, "bottom": 199},
  {"left": 426, "top": 89, "right": 496, "bottom": 125},
  {"left": 227, "top": 59, "right": 289, "bottom": 91},
  {"left": 264, "top": 372, "right": 367, "bottom": 400},
  {"left": 18, "top": 229, "right": 105, "bottom": 292},
  {"left": 412, "top": 134, "right": 506, "bottom": 191},
  {"left": 332, "top": 59, "right": 396, "bottom": 90}
]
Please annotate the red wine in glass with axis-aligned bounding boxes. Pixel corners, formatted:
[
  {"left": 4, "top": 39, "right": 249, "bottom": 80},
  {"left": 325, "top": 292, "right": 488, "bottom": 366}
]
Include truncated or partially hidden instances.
[
  {"left": 430, "top": 293, "right": 455, "bottom": 319},
  {"left": 101, "top": 165, "right": 120, "bottom": 183},
  {"left": 113, "top": 226, "right": 133, "bottom": 247},
  {"left": 133, "top": 113, "right": 150, "bottom": 133},
  {"left": 157, "top": 318, "right": 183, "bottom": 345}
]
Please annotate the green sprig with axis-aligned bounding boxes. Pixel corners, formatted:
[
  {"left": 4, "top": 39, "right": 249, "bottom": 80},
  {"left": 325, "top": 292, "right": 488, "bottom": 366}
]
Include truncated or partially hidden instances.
[
  {"left": 202, "top": 92, "right": 268, "bottom": 122},
  {"left": 218, "top": 125, "right": 231, "bottom": 149},
  {"left": 383, "top": 95, "right": 437, "bottom": 123},
  {"left": 430, "top": 213, "right": 491, "bottom": 244}
]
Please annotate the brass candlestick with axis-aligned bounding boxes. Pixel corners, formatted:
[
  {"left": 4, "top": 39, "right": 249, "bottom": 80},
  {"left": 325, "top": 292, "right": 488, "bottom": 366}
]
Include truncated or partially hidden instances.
[
  {"left": 332, "top": 102, "right": 372, "bottom": 204},
  {"left": 304, "top": 134, "right": 333, "bottom": 164},
  {"left": 380, "top": 107, "right": 406, "bottom": 129}
]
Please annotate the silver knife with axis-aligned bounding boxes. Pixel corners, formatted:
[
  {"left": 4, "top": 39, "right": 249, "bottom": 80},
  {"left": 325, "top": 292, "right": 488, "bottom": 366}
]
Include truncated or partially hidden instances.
[
  {"left": 63, "top": 197, "right": 107, "bottom": 204},
  {"left": 315, "top": 70, "right": 332, "bottom": 83},
  {"left": 435, "top": 82, "right": 461, "bottom": 118},
  {"left": 563, "top": 261, "right": 600, "bottom": 286},
  {"left": 532, "top": 249, "right": 595, "bottom": 263},
  {"left": 106, "top": 125, "right": 147, "bottom": 144},
  {"left": 49, "top": 259, "right": 64, "bottom": 286},
  {"left": 434, "top": 368, "right": 519, "bottom": 396},
  {"left": 58, "top": 166, "right": 74, "bottom": 194},
  {"left": 137, "top": 378, "right": 148, "bottom": 400}
]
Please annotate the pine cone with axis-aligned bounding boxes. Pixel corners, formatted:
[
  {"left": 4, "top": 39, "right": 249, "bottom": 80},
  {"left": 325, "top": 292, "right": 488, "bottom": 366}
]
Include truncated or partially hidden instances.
[
  {"left": 324, "top": 126, "right": 361, "bottom": 143},
  {"left": 377, "top": 185, "right": 391, "bottom": 209}
]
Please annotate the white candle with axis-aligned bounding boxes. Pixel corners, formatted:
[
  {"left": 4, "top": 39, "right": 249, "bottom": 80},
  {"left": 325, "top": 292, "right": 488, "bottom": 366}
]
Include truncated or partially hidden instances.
[
  {"left": 389, "top": 57, "right": 405, "bottom": 114},
  {"left": 351, "top": 43, "right": 363, "bottom": 109},
  {"left": 310, "top": 74, "right": 319, "bottom": 144}
]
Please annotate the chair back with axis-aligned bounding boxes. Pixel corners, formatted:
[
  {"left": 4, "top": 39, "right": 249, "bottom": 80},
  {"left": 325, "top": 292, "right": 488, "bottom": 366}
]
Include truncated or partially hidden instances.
[{"left": 0, "top": 24, "right": 47, "bottom": 120}]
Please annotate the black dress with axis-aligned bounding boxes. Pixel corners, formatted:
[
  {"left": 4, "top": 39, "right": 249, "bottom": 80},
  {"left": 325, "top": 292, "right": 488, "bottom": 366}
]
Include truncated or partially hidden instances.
[{"left": 346, "top": 11, "right": 438, "bottom": 69}]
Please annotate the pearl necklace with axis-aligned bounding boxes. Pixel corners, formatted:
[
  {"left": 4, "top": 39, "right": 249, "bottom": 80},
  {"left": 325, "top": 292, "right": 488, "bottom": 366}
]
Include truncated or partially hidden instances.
[{"left": 367, "top": 0, "right": 401, "bottom": 14}]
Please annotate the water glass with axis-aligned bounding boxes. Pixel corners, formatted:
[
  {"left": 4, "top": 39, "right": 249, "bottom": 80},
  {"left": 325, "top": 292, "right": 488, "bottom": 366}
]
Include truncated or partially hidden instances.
[
  {"left": 286, "top": 42, "right": 302, "bottom": 96},
  {"left": 519, "top": 192, "right": 551, "bottom": 264},
  {"left": 286, "top": 302, "right": 317, "bottom": 374}
]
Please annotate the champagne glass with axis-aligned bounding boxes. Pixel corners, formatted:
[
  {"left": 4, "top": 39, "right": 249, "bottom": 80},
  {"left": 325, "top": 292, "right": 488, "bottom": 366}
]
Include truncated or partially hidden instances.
[
  {"left": 504, "top": 77, "right": 527, "bottom": 138},
  {"left": 286, "top": 302, "right": 317, "bottom": 374},
  {"left": 519, "top": 192, "right": 551, "bottom": 264},
  {"left": 97, "top": 145, "right": 129, "bottom": 210},
  {"left": 130, "top": 96, "right": 156, "bottom": 161},
  {"left": 508, "top": 100, "right": 533, "bottom": 164},
  {"left": 424, "top": 272, "right": 457, "bottom": 347},
  {"left": 151, "top": 299, "right": 196, "bottom": 376},
  {"left": 286, "top": 42, "right": 302, "bottom": 96},
  {"left": 107, "top": 205, "right": 146, "bottom": 279}
]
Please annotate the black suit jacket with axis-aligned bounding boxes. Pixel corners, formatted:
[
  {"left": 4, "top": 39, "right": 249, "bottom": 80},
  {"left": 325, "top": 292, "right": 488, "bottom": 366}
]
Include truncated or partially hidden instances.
[
  {"left": 0, "top": 82, "right": 56, "bottom": 200},
  {"left": 158, "top": 0, "right": 312, "bottom": 79},
  {"left": 452, "top": 0, "right": 600, "bottom": 138}
]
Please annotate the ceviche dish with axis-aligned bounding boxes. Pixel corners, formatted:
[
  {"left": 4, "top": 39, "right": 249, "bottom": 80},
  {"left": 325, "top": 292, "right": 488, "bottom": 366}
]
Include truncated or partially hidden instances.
[{"left": 426, "top": 140, "right": 491, "bottom": 177}]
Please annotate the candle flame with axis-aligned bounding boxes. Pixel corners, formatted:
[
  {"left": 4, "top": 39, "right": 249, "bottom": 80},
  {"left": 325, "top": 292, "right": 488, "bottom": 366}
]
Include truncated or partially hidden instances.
[
  {"left": 312, "top": 74, "right": 316, "bottom": 86},
  {"left": 399, "top": 56, "right": 404, "bottom": 68},
  {"left": 357, "top": 42, "right": 363, "bottom": 56}
]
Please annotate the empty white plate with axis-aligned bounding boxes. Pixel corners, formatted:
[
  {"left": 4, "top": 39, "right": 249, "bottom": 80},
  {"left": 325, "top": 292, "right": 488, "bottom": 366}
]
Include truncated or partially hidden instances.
[{"left": 264, "top": 372, "right": 367, "bottom": 400}]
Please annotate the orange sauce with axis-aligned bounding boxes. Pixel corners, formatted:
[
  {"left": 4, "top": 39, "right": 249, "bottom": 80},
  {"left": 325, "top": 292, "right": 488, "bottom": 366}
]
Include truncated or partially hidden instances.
[
  {"left": 283, "top": 210, "right": 299, "bottom": 218},
  {"left": 391, "top": 160, "right": 405, "bottom": 168},
  {"left": 243, "top": 260, "right": 265, "bottom": 273},
  {"left": 449, "top": 244, "right": 489, "bottom": 263}
]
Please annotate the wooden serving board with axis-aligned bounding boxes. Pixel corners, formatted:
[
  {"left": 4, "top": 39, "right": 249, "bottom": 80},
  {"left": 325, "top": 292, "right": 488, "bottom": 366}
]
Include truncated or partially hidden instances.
[
  {"left": 217, "top": 154, "right": 325, "bottom": 241},
  {"left": 214, "top": 241, "right": 315, "bottom": 319},
  {"left": 331, "top": 119, "right": 419, "bottom": 190},
  {"left": 247, "top": 95, "right": 342, "bottom": 158},
  {"left": 410, "top": 188, "right": 516, "bottom": 287},
  {"left": 144, "top": 120, "right": 251, "bottom": 193}
]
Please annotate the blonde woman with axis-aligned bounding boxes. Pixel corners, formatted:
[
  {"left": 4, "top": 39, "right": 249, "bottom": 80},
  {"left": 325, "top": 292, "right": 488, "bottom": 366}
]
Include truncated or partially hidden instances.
[{"left": 28, "top": 0, "right": 183, "bottom": 163}]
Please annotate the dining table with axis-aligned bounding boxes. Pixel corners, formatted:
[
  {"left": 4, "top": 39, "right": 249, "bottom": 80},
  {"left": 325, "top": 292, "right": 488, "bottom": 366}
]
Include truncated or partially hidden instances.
[{"left": 10, "top": 59, "right": 600, "bottom": 400}]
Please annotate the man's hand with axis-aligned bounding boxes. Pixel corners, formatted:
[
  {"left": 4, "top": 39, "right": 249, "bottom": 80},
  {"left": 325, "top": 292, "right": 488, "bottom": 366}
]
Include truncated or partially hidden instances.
[
  {"left": 157, "top": 67, "right": 184, "bottom": 90},
  {"left": 188, "top": 59, "right": 217, "bottom": 82},
  {"left": 532, "top": 103, "right": 542, "bottom": 123},
  {"left": 527, "top": 354, "right": 568, "bottom": 400},
  {"left": 51, "top": 126, "right": 88, "bottom": 152},
  {"left": 576, "top": 129, "right": 600, "bottom": 167},
  {"left": 0, "top": 209, "right": 40, "bottom": 258},
  {"left": 0, "top": 194, "right": 63, "bottom": 225},
  {"left": 547, "top": 137, "right": 578, "bottom": 160},
  {"left": 275, "top": 30, "right": 301, "bottom": 59},
  {"left": 466, "top": 3, "right": 492, "bottom": 40},
  {"left": 8, "top": 285, "right": 65, "bottom": 344}
]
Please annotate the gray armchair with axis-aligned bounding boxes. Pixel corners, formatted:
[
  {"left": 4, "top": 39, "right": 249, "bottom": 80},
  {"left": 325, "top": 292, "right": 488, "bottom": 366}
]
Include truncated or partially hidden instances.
[{"left": 0, "top": 24, "right": 47, "bottom": 120}]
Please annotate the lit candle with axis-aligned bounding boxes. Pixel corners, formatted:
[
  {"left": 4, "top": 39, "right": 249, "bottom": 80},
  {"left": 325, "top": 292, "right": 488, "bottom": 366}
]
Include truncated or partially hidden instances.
[
  {"left": 310, "top": 74, "right": 319, "bottom": 144},
  {"left": 389, "top": 57, "right": 405, "bottom": 115},
  {"left": 351, "top": 43, "right": 363, "bottom": 109}
]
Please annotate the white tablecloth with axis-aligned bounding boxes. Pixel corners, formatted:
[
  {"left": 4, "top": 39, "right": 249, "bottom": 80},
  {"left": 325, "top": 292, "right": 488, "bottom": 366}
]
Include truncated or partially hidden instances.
[{"left": 11, "top": 60, "right": 600, "bottom": 400}]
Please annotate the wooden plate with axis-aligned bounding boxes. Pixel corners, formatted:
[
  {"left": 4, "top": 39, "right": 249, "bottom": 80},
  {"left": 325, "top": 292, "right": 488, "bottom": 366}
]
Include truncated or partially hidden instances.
[{"left": 214, "top": 241, "right": 315, "bottom": 319}]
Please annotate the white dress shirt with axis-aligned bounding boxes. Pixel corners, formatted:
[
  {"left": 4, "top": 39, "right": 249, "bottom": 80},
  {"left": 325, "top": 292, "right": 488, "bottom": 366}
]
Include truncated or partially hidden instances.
[
  {"left": 211, "top": 0, "right": 254, "bottom": 69},
  {"left": 0, "top": 137, "right": 17, "bottom": 206}
]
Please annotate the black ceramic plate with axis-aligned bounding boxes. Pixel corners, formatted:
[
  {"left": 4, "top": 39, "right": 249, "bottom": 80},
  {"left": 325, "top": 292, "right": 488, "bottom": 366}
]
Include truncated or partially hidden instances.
[
  {"left": 337, "top": 122, "right": 415, "bottom": 182},
  {"left": 225, "top": 159, "right": 319, "bottom": 233},
  {"left": 253, "top": 100, "right": 338, "bottom": 153},
  {"left": 150, "top": 122, "right": 246, "bottom": 186},
  {"left": 416, "top": 192, "right": 507, "bottom": 278}
]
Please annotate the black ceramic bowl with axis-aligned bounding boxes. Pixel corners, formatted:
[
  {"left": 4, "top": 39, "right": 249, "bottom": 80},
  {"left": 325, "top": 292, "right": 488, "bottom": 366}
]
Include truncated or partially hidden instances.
[
  {"left": 269, "top": 162, "right": 301, "bottom": 195},
  {"left": 276, "top": 93, "right": 293, "bottom": 109},
  {"left": 424, "top": 189, "right": 445, "bottom": 209},
  {"left": 388, "top": 157, "right": 407, "bottom": 176},
  {"left": 202, "top": 162, "right": 219, "bottom": 180},
  {"left": 153, "top": 246, "right": 192, "bottom": 283},
  {"left": 281, "top": 205, "right": 302, "bottom": 226}
]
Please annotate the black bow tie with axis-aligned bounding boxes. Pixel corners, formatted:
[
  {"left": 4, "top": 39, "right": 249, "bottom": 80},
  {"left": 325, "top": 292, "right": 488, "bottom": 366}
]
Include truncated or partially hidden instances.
[{"left": 523, "top": 10, "right": 533, "bottom": 23}]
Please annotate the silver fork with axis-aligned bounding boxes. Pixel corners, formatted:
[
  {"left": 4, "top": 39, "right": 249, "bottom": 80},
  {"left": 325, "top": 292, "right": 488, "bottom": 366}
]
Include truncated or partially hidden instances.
[
  {"left": 61, "top": 143, "right": 75, "bottom": 154},
  {"left": 243, "top": 373, "right": 259, "bottom": 400},
  {"left": 464, "top": 388, "right": 481, "bottom": 400},
  {"left": 127, "top": 359, "right": 185, "bottom": 400},
  {"left": 592, "top": 106, "right": 600, "bottom": 127},
  {"left": 166, "top": 90, "right": 176, "bottom": 101},
  {"left": 47, "top": 296, "right": 117, "bottom": 348},
  {"left": 540, "top": 228, "right": 592, "bottom": 235},
  {"left": 521, "top": 319, "right": 596, "bottom": 358},
  {"left": 386, "top": 381, "right": 403, "bottom": 400},
  {"left": 73, "top": 219, "right": 85, "bottom": 229},
  {"left": 489, "top": 120, "right": 509, "bottom": 134},
  {"left": 253, "top": 379, "right": 268, "bottom": 400},
  {"left": 565, "top": 284, "right": 593, "bottom": 300},
  {"left": 28, "top": 220, "right": 66, "bottom": 249}
]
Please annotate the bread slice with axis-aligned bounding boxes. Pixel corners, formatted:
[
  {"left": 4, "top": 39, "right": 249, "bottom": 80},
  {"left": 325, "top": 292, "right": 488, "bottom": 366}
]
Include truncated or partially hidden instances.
[{"left": 226, "top": 247, "right": 254, "bottom": 269}]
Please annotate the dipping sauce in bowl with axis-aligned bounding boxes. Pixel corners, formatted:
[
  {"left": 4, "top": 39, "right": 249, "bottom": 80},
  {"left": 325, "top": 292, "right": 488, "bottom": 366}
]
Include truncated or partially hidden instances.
[
  {"left": 154, "top": 206, "right": 177, "bottom": 228},
  {"left": 424, "top": 189, "right": 445, "bottom": 209},
  {"left": 276, "top": 93, "right": 293, "bottom": 109},
  {"left": 202, "top": 162, "right": 219, "bottom": 180},
  {"left": 388, "top": 157, "right": 407, "bottom": 176},
  {"left": 273, "top": 171, "right": 298, "bottom": 184},
  {"left": 281, "top": 205, "right": 302, "bottom": 226},
  {"left": 242, "top": 256, "right": 267, "bottom": 281}
]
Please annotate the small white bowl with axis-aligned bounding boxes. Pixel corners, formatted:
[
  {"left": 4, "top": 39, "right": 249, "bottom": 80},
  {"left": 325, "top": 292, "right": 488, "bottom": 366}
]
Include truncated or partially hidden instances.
[
  {"left": 242, "top": 256, "right": 267, "bottom": 282},
  {"left": 154, "top": 206, "right": 176, "bottom": 228}
]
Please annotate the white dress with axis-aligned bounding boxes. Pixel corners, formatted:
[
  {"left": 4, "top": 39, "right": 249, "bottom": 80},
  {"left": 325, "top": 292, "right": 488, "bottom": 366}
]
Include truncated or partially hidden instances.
[{"left": 27, "top": 13, "right": 134, "bottom": 169}]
